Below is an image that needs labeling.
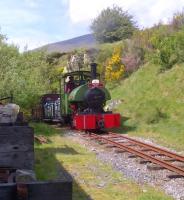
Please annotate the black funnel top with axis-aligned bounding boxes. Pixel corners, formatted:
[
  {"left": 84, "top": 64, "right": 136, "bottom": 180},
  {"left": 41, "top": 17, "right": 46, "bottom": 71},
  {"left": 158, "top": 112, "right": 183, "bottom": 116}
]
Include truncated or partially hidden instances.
[{"left": 90, "top": 63, "right": 97, "bottom": 80}]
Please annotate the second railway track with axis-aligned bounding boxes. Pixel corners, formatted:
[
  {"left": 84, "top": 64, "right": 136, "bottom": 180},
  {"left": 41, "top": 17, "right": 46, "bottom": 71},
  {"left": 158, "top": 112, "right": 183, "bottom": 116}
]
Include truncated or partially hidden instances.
[{"left": 81, "top": 132, "right": 184, "bottom": 178}]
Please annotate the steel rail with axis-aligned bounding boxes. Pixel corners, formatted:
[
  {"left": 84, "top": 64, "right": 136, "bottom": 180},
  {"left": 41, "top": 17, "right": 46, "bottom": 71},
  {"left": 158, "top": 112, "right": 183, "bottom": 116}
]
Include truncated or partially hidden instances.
[
  {"left": 87, "top": 133, "right": 184, "bottom": 177},
  {"left": 107, "top": 132, "right": 184, "bottom": 162}
]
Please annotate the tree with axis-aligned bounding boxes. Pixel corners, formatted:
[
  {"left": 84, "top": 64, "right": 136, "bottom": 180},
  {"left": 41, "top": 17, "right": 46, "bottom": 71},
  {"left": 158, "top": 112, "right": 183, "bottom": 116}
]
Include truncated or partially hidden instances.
[
  {"left": 0, "top": 35, "right": 50, "bottom": 109},
  {"left": 91, "top": 6, "right": 136, "bottom": 43}
]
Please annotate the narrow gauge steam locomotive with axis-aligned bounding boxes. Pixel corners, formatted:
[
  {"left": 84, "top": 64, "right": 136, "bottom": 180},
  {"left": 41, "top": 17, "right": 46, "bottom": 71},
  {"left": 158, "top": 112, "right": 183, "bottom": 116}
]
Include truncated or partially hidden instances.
[
  {"left": 33, "top": 63, "right": 120, "bottom": 130},
  {"left": 62, "top": 63, "right": 120, "bottom": 130}
]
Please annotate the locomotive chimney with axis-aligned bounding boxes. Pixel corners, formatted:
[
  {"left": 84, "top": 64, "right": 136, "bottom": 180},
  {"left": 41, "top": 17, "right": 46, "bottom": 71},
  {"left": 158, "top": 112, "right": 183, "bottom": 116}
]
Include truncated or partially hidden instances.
[{"left": 90, "top": 63, "right": 97, "bottom": 80}]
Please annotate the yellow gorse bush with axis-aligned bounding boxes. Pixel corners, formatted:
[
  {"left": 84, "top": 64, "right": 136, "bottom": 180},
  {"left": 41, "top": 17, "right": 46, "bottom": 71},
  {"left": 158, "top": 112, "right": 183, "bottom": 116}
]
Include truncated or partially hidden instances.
[{"left": 105, "top": 47, "right": 125, "bottom": 81}]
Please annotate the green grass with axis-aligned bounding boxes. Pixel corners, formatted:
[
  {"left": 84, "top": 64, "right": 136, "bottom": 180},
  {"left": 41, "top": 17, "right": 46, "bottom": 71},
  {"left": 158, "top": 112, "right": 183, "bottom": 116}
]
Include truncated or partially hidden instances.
[
  {"left": 30, "top": 122, "right": 61, "bottom": 136},
  {"left": 32, "top": 123, "right": 172, "bottom": 200},
  {"left": 108, "top": 63, "right": 184, "bottom": 151}
]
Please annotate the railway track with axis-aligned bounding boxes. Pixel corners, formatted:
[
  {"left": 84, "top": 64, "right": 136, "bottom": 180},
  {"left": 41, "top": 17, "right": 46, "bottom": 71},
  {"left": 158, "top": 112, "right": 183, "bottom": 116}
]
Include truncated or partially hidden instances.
[{"left": 82, "top": 132, "right": 184, "bottom": 177}]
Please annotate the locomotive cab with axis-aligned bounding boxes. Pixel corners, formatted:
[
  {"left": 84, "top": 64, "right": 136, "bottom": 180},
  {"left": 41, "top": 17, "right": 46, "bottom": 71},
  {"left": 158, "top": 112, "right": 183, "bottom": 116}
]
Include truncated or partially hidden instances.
[{"left": 61, "top": 70, "right": 100, "bottom": 115}]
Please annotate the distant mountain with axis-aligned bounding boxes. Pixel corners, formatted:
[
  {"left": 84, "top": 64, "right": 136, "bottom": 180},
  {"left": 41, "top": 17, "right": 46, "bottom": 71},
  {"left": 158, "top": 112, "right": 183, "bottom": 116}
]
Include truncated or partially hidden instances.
[{"left": 39, "top": 34, "right": 97, "bottom": 53}]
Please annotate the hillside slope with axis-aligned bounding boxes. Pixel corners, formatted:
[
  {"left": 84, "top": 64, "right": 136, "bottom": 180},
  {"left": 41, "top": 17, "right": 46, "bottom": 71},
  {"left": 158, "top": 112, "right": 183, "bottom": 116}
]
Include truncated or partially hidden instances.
[
  {"left": 110, "top": 63, "right": 184, "bottom": 151},
  {"left": 39, "top": 34, "right": 97, "bottom": 53}
]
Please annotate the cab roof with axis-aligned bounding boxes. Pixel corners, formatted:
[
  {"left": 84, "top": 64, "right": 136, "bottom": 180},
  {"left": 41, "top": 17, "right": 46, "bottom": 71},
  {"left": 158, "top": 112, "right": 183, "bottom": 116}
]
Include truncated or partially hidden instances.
[{"left": 62, "top": 70, "right": 100, "bottom": 79}]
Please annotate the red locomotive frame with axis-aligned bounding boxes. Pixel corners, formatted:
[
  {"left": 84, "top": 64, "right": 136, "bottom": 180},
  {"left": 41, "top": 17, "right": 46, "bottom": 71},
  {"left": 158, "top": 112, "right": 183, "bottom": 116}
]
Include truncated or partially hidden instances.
[{"left": 73, "top": 113, "right": 120, "bottom": 130}]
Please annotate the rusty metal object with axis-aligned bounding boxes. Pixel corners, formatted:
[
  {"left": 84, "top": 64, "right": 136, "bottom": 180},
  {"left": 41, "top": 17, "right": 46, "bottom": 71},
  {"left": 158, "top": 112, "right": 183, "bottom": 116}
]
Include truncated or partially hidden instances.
[
  {"left": 85, "top": 132, "right": 184, "bottom": 177},
  {"left": 0, "top": 169, "right": 9, "bottom": 183},
  {"left": 34, "top": 135, "right": 49, "bottom": 144},
  {"left": 17, "top": 184, "right": 28, "bottom": 200},
  {"left": 0, "top": 168, "right": 15, "bottom": 183}
]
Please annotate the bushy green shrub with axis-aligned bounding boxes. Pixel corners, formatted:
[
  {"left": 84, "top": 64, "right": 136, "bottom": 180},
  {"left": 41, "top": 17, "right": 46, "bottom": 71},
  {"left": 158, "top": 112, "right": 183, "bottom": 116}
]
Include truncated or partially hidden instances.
[
  {"left": 150, "top": 29, "right": 184, "bottom": 70},
  {"left": 175, "top": 29, "right": 184, "bottom": 63}
]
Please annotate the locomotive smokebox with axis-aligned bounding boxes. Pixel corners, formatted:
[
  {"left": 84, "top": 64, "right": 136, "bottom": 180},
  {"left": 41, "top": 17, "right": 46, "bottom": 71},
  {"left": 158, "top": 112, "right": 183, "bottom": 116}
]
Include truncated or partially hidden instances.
[{"left": 90, "top": 63, "right": 97, "bottom": 80}]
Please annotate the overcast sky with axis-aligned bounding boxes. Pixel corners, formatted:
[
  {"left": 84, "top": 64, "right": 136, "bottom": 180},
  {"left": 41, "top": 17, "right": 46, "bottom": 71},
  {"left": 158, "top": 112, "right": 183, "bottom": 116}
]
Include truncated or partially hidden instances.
[{"left": 1, "top": 0, "right": 184, "bottom": 51}]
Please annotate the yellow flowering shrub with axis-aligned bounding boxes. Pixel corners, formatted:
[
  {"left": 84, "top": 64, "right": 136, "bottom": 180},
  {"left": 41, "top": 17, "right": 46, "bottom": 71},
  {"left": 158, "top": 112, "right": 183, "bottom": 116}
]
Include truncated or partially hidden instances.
[{"left": 105, "top": 47, "right": 125, "bottom": 81}]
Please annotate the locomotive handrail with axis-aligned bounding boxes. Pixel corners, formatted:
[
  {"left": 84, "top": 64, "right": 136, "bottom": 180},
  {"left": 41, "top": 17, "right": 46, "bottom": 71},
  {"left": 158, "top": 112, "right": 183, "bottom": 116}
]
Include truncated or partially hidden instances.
[{"left": 0, "top": 96, "right": 13, "bottom": 103}]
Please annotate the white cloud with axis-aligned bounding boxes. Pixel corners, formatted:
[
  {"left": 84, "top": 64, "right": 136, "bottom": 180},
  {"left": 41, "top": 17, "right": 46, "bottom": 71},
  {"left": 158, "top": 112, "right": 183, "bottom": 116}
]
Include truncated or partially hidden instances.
[
  {"left": 7, "top": 30, "right": 54, "bottom": 52},
  {"left": 143, "top": 0, "right": 184, "bottom": 26},
  {"left": 8, "top": 37, "right": 46, "bottom": 52},
  {"left": 0, "top": 1, "right": 45, "bottom": 51},
  {"left": 69, "top": 0, "right": 117, "bottom": 23},
  {"left": 61, "top": 0, "right": 69, "bottom": 6},
  {"left": 24, "top": 0, "right": 38, "bottom": 8},
  {"left": 69, "top": 0, "right": 184, "bottom": 27},
  {"left": 0, "top": 9, "right": 42, "bottom": 27}
]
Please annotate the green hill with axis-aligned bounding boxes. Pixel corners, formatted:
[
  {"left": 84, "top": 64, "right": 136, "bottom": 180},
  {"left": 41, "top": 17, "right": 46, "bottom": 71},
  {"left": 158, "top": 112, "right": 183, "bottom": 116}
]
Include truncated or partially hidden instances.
[
  {"left": 109, "top": 63, "right": 184, "bottom": 151},
  {"left": 38, "top": 34, "right": 97, "bottom": 53}
]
